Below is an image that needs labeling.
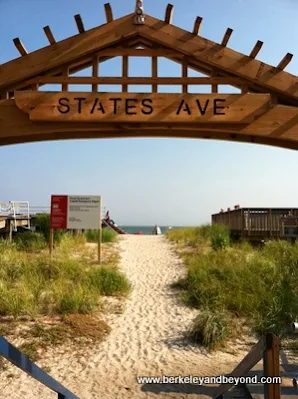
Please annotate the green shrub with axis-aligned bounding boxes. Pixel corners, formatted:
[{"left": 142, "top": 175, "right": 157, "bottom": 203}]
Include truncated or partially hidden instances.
[
  {"left": 35, "top": 213, "right": 66, "bottom": 243},
  {"left": 0, "top": 240, "right": 129, "bottom": 318},
  {"left": 85, "top": 229, "right": 116, "bottom": 243},
  {"left": 210, "top": 223, "right": 230, "bottom": 250},
  {"left": 88, "top": 266, "right": 131, "bottom": 296},
  {"left": 14, "top": 232, "right": 47, "bottom": 252},
  {"left": 189, "top": 310, "right": 230, "bottom": 350}
]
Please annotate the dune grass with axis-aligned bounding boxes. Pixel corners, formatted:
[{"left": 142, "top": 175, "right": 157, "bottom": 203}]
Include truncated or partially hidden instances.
[
  {"left": 0, "top": 234, "right": 130, "bottom": 319},
  {"left": 167, "top": 226, "right": 298, "bottom": 349},
  {"left": 85, "top": 229, "right": 116, "bottom": 243}
]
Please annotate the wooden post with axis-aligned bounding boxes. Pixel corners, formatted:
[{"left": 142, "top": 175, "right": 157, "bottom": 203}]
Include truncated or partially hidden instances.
[
  {"left": 98, "top": 196, "right": 102, "bottom": 264},
  {"left": 263, "top": 333, "right": 281, "bottom": 399},
  {"left": 49, "top": 228, "right": 54, "bottom": 258},
  {"left": 9, "top": 220, "right": 13, "bottom": 243}
]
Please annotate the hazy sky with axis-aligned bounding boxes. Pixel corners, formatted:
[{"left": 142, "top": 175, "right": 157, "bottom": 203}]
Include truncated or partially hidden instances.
[{"left": 1, "top": 0, "right": 298, "bottom": 226}]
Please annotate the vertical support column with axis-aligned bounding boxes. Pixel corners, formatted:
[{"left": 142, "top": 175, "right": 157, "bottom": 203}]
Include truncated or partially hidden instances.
[
  {"left": 182, "top": 62, "right": 188, "bottom": 93},
  {"left": 152, "top": 56, "right": 158, "bottom": 93},
  {"left": 62, "top": 67, "right": 69, "bottom": 91},
  {"left": 9, "top": 220, "right": 13, "bottom": 243},
  {"left": 92, "top": 55, "right": 99, "bottom": 93},
  {"left": 263, "top": 333, "right": 281, "bottom": 399},
  {"left": 211, "top": 70, "right": 218, "bottom": 94},
  {"left": 122, "top": 56, "right": 128, "bottom": 93}
]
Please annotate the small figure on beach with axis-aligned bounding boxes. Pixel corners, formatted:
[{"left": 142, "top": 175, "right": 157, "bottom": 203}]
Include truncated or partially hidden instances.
[
  {"left": 152, "top": 225, "right": 162, "bottom": 235},
  {"left": 105, "top": 210, "right": 110, "bottom": 223}
]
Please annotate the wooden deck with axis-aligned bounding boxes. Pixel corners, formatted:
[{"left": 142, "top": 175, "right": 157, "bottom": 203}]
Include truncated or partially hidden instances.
[{"left": 212, "top": 208, "right": 298, "bottom": 242}]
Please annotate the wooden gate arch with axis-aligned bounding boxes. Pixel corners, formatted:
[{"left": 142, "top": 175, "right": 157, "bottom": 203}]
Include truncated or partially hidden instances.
[{"left": 1, "top": 2, "right": 298, "bottom": 150}]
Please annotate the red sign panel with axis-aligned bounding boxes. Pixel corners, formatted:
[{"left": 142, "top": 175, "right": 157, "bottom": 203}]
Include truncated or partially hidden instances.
[{"left": 50, "top": 195, "right": 68, "bottom": 229}]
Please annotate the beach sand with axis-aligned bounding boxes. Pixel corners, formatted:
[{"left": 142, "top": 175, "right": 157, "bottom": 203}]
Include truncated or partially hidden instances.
[{"left": 0, "top": 235, "right": 255, "bottom": 398}]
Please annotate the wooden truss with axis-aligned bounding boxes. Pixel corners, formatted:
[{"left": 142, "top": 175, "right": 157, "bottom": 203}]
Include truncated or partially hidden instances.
[{"left": 0, "top": 2, "right": 298, "bottom": 149}]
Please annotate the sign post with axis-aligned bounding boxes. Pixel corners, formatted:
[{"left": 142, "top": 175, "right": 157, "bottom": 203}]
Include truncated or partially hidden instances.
[
  {"left": 49, "top": 228, "right": 54, "bottom": 258},
  {"left": 98, "top": 196, "right": 102, "bottom": 264},
  {"left": 50, "top": 195, "right": 102, "bottom": 263}
]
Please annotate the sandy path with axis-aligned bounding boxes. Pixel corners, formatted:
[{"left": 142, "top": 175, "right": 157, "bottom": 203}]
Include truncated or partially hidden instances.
[{"left": 0, "top": 235, "right": 249, "bottom": 399}]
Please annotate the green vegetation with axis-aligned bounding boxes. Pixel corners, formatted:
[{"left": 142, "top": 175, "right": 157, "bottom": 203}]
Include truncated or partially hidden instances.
[
  {"left": 166, "top": 225, "right": 298, "bottom": 349},
  {"left": 34, "top": 213, "right": 66, "bottom": 243},
  {"left": 189, "top": 310, "right": 230, "bottom": 350},
  {"left": 0, "top": 234, "right": 130, "bottom": 319},
  {"left": 14, "top": 232, "right": 47, "bottom": 252},
  {"left": 85, "top": 229, "right": 116, "bottom": 243}
]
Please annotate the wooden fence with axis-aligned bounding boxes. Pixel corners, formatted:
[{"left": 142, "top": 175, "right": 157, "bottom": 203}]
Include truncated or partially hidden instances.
[{"left": 213, "top": 333, "right": 280, "bottom": 399}]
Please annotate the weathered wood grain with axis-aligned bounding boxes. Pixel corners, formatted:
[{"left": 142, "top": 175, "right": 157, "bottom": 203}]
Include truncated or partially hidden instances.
[{"left": 14, "top": 92, "right": 271, "bottom": 123}]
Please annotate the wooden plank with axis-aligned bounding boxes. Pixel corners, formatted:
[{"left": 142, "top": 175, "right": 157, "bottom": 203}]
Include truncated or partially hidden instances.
[
  {"left": 212, "top": 335, "right": 267, "bottom": 399},
  {"left": 104, "top": 3, "right": 113, "bottom": 23},
  {"left": 43, "top": 26, "right": 56, "bottom": 45},
  {"left": 165, "top": 4, "right": 174, "bottom": 24},
  {"left": 2, "top": 100, "right": 298, "bottom": 150},
  {"left": 92, "top": 55, "right": 99, "bottom": 92},
  {"left": 277, "top": 53, "right": 293, "bottom": 70},
  {"left": 14, "top": 92, "right": 272, "bottom": 123},
  {"left": 152, "top": 56, "right": 158, "bottom": 92},
  {"left": 137, "top": 15, "right": 298, "bottom": 101},
  {"left": 0, "top": 14, "right": 137, "bottom": 89},
  {"left": 193, "top": 17, "right": 203, "bottom": 36},
  {"left": 221, "top": 28, "right": 233, "bottom": 47},
  {"left": 263, "top": 334, "right": 281, "bottom": 399},
  {"left": 249, "top": 40, "right": 263, "bottom": 59},
  {"left": 94, "top": 48, "right": 183, "bottom": 57},
  {"left": 25, "top": 77, "right": 247, "bottom": 85},
  {"left": 74, "top": 14, "right": 85, "bottom": 34},
  {"left": 122, "top": 56, "right": 128, "bottom": 92},
  {"left": 0, "top": 336, "right": 79, "bottom": 398},
  {"left": 13, "top": 38, "right": 28, "bottom": 56}
]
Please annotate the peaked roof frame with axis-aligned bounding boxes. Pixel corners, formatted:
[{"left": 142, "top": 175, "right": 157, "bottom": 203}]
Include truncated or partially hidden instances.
[{"left": 0, "top": 2, "right": 298, "bottom": 149}]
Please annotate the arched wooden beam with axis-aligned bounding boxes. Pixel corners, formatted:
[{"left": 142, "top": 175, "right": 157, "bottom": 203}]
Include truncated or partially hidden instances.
[
  {"left": 277, "top": 53, "right": 293, "bottom": 70},
  {"left": 249, "top": 40, "right": 263, "bottom": 59},
  {"left": 74, "top": 14, "right": 85, "bottom": 33},
  {"left": 13, "top": 38, "right": 28, "bottom": 56},
  {"left": 221, "top": 28, "right": 233, "bottom": 47},
  {"left": 43, "top": 26, "right": 56, "bottom": 45},
  {"left": 104, "top": 3, "right": 113, "bottom": 23},
  {"left": 193, "top": 16, "right": 203, "bottom": 36},
  {"left": 165, "top": 4, "right": 174, "bottom": 24}
]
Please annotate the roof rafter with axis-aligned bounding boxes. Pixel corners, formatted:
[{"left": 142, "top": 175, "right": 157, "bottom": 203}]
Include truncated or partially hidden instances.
[
  {"left": 104, "top": 3, "right": 113, "bottom": 22},
  {"left": 13, "top": 38, "right": 28, "bottom": 56},
  {"left": 165, "top": 4, "right": 174, "bottom": 24},
  {"left": 43, "top": 26, "right": 56, "bottom": 44},
  {"left": 193, "top": 16, "right": 203, "bottom": 36},
  {"left": 1, "top": 8, "right": 297, "bottom": 105},
  {"left": 74, "top": 14, "right": 85, "bottom": 34}
]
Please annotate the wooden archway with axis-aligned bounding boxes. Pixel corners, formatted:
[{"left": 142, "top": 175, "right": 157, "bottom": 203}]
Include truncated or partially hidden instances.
[{"left": 1, "top": 2, "right": 298, "bottom": 150}]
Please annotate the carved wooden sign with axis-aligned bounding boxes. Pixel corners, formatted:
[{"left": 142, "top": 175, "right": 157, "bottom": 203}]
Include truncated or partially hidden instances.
[{"left": 14, "top": 92, "right": 271, "bottom": 123}]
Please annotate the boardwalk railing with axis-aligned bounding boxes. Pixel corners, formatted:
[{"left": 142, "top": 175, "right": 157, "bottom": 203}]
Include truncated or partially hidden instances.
[
  {"left": 213, "top": 333, "right": 280, "bottom": 399},
  {"left": 0, "top": 336, "right": 79, "bottom": 399}
]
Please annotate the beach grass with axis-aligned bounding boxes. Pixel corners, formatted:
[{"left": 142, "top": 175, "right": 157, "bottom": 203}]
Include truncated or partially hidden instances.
[
  {"left": 166, "top": 226, "right": 298, "bottom": 347},
  {"left": 0, "top": 234, "right": 130, "bottom": 319},
  {"left": 85, "top": 229, "right": 116, "bottom": 243}
]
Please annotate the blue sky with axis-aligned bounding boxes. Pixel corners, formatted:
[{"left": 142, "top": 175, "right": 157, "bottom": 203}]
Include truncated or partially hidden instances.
[{"left": 1, "top": 0, "right": 298, "bottom": 226}]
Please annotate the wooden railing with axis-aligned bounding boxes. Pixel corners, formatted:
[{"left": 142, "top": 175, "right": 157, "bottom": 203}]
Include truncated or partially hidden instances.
[
  {"left": 213, "top": 333, "right": 280, "bottom": 399},
  {"left": 0, "top": 336, "right": 79, "bottom": 399}
]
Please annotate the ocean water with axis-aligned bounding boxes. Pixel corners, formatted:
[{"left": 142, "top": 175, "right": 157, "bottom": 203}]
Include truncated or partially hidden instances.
[{"left": 118, "top": 226, "right": 181, "bottom": 235}]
